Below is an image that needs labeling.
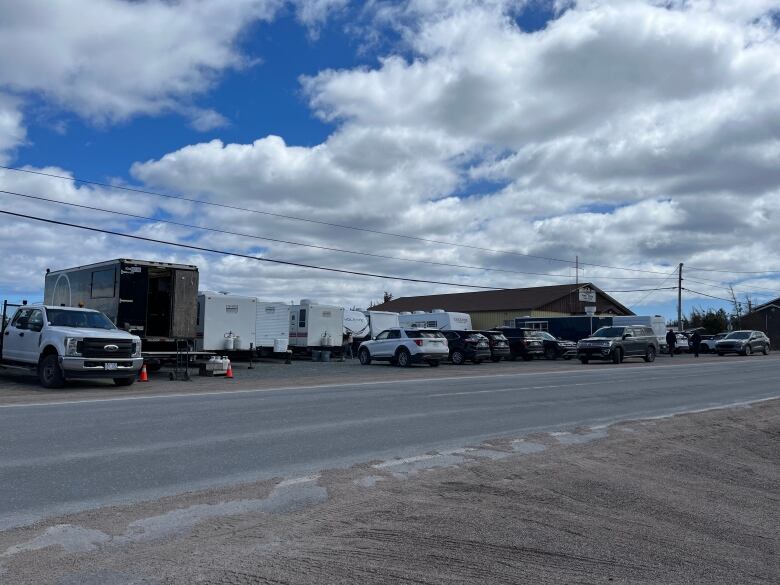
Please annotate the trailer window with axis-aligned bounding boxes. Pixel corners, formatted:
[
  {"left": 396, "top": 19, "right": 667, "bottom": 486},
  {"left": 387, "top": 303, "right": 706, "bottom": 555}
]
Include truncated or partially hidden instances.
[
  {"left": 91, "top": 268, "right": 116, "bottom": 299},
  {"left": 299, "top": 309, "right": 306, "bottom": 328}
]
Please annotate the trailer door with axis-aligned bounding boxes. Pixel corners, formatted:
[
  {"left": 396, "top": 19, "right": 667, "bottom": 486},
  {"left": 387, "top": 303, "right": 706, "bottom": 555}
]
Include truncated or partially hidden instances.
[{"left": 170, "top": 269, "right": 198, "bottom": 339}]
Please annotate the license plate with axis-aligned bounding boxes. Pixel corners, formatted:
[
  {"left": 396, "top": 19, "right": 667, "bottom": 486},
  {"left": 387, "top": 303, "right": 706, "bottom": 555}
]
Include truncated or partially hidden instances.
[{"left": 104, "top": 363, "right": 118, "bottom": 370}]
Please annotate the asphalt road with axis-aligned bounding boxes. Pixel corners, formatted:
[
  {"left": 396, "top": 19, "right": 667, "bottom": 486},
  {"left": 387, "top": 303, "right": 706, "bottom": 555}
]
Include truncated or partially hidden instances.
[{"left": 2, "top": 355, "right": 779, "bottom": 531}]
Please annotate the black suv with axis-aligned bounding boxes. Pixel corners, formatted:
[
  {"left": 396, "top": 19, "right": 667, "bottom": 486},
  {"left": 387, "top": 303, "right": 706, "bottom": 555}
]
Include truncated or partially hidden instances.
[
  {"left": 479, "top": 330, "right": 511, "bottom": 362},
  {"left": 526, "top": 331, "right": 577, "bottom": 360},
  {"left": 442, "top": 330, "right": 492, "bottom": 364},
  {"left": 491, "top": 327, "right": 545, "bottom": 361},
  {"left": 577, "top": 325, "right": 659, "bottom": 364}
]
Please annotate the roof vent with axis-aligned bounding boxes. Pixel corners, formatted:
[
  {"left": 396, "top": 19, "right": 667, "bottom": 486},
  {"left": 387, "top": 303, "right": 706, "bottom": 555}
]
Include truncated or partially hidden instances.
[
  {"left": 399, "top": 311, "right": 411, "bottom": 315},
  {"left": 413, "top": 310, "right": 426, "bottom": 314},
  {"left": 432, "top": 309, "right": 445, "bottom": 313}
]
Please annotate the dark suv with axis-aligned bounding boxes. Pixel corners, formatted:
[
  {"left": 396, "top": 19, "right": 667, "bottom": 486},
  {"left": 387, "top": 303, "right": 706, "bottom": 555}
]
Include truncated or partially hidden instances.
[
  {"left": 443, "top": 330, "right": 492, "bottom": 364},
  {"left": 526, "top": 331, "right": 577, "bottom": 360},
  {"left": 479, "top": 330, "right": 511, "bottom": 362},
  {"left": 577, "top": 325, "right": 659, "bottom": 364},
  {"left": 715, "top": 330, "right": 770, "bottom": 356},
  {"left": 492, "top": 327, "right": 545, "bottom": 361}
]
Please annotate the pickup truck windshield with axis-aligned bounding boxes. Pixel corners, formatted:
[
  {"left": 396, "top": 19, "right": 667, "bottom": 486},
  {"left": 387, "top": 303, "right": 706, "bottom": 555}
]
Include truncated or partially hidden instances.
[{"left": 47, "top": 309, "right": 116, "bottom": 330}]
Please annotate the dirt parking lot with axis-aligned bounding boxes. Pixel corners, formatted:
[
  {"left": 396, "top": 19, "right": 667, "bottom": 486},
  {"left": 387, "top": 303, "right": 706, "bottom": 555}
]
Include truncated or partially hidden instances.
[{"left": 0, "top": 351, "right": 758, "bottom": 405}]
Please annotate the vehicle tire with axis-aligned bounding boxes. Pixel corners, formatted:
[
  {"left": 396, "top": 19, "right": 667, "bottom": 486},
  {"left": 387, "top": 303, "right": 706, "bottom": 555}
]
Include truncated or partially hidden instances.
[
  {"left": 743, "top": 345, "right": 752, "bottom": 356},
  {"left": 451, "top": 350, "right": 465, "bottom": 365},
  {"left": 491, "top": 356, "right": 501, "bottom": 363},
  {"left": 544, "top": 347, "right": 557, "bottom": 360},
  {"left": 114, "top": 377, "right": 135, "bottom": 387},
  {"left": 146, "top": 362, "right": 162, "bottom": 373},
  {"left": 611, "top": 348, "right": 623, "bottom": 364},
  {"left": 644, "top": 346, "right": 656, "bottom": 363},
  {"left": 473, "top": 359, "right": 483, "bottom": 365},
  {"left": 763, "top": 345, "right": 770, "bottom": 355},
  {"left": 358, "top": 348, "right": 372, "bottom": 365},
  {"left": 396, "top": 348, "right": 412, "bottom": 367},
  {"left": 579, "top": 357, "right": 589, "bottom": 364},
  {"left": 427, "top": 359, "right": 440, "bottom": 367},
  {"left": 38, "top": 354, "right": 65, "bottom": 389}
]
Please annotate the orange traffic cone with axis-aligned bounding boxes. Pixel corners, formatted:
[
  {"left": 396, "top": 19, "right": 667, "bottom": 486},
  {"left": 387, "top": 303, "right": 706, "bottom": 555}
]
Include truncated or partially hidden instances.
[
  {"left": 225, "top": 361, "right": 233, "bottom": 379},
  {"left": 138, "top": 363, "right": 148, "bottom": 382}
]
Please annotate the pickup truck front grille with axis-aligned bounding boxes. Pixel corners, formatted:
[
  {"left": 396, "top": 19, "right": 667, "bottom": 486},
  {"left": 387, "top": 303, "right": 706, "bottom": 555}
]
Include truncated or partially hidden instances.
[{"left": 80, "top": 338, "right": 134, "bottom": 358}]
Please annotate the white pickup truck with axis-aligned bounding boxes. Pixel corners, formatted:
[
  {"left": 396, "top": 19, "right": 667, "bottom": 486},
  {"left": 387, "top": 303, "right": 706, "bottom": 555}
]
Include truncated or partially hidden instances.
[{"left": 0, "top": 304, "right": 143, "bottom": 388}]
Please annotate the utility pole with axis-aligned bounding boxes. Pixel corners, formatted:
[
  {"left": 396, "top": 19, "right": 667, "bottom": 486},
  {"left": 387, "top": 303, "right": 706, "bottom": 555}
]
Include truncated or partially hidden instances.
[
  {"left": 677, "top": 262, "right": 683, "bottom": 330},
  {"left": 575, "top": 256, "right": 579, "bottom": 285}
]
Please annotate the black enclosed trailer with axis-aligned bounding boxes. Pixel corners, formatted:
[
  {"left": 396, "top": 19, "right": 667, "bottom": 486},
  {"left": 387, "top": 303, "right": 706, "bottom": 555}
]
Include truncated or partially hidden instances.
[{"left": 44, "top": 259, "right": 199, "bottom": 351}]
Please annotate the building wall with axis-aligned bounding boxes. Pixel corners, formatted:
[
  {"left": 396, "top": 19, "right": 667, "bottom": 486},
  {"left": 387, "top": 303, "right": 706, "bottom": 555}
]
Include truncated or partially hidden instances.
[
  {"left": 468, "top": 310, "right": 568, "bottom": 330},
  {"left": 742, "top": 309, "right": 780, "bottom": 349},
  {"left": 537, "top": 291, "right": 632, "bottom": 316}
]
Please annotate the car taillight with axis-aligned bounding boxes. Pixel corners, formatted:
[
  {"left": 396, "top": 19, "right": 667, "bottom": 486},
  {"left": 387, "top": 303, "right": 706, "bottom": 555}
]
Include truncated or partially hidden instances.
[{"left": 414, "top": 339, "right": 423, "bottom": 346}]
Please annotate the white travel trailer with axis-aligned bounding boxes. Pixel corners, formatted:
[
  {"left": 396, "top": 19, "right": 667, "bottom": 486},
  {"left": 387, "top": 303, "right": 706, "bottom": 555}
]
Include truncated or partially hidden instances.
[
  {"left": 612, "top": 315, "right": 668, "bottom": 346},
  {"left": 398, "top": 309, "right": 472, "bottom": 331},
  {"left": 196, "top": 292, "right": 256, "bottom": 352},
  {"left": 363, "top": 310, "right": 400, "bottom": 338},
  {"left": 256, "top": 301, "right": 291, "bottom": 354},
  {"left": 289, "top": 300, "right": 344, "bottom": 350},
  {"left": 343, "top": 309, "right": 400, "bottom": 341}
]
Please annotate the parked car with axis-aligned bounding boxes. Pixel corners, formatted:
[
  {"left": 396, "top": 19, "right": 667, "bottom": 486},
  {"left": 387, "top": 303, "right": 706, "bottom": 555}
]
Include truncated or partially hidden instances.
[
  {"left": 526, "top": 331, "right": 577, "bottom": 360},
  {"left": 357, "top": 328, "right": 448, "bottom": 367},
  {"left": 0, "top": 304, "right": 143, "bottom": 388},
  {"left": 442, "top": 330, "right": 492, "bottom": 365},
  {"left": 700, "top": 332, "right": 728, "bottom": 353},
  {"left": 715, "top": 330, "right": 770, "bottom": 356},
  {"left": 491, "top": 327, "right": 545, "bottom": 361},
  {"left": 479, "top": 330, "right": 511, "bottom": 362},
  {"left": 577, "top": 325, "right": 659, "bottom": 364}
]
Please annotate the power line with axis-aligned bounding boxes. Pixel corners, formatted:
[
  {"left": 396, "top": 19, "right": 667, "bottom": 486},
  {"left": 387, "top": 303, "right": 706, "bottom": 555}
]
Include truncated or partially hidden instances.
[
  {"left": 0, "top": 188, "right": 672, "bottom": 281},
  {"left": 682, "top": 288, "right": 734, "bottom": 303},
  {"left": 687, "top": 266, "right": 780, "bottom": 275},
  {"left": 627, "top": 267, "right": 680, "bottom": 308},
  {"left": 0, "top": 209, "right": 506, "bottom": 290},
  {"left": 0, "top": 164, "right": 677, "bottom": 276},
  {"left": 603, "top": 287, "right": 677, "bottom": 293},
  {"left": 684, "top": 276, "right": 779, "bottom": 296}
]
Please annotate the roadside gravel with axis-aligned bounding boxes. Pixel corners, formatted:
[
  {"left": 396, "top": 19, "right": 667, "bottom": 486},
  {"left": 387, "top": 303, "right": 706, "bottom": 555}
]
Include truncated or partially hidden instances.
[{"left": 1, "top": 399, "right": 777, "bottom": 584}]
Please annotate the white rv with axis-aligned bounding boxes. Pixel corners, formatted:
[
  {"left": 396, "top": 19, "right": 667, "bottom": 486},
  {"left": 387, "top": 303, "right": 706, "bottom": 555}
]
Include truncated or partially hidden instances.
[
  {"left": 343, "top": 309, "right": 400, "bottom": 341},
  {"left": 289, "top": 300, "right": 344, "bottom": 350},
  {"left": 363, "top": 310, "right": 400, "bottom": 338},
  {"left": 398, "top": 309, "right": 472, "bottom": 331},
  {"left": 256, "top": 301, "right": 290, "bottom": 354},
  {"left": 196, "top": 292, "right": 256, "bottom": 352}
]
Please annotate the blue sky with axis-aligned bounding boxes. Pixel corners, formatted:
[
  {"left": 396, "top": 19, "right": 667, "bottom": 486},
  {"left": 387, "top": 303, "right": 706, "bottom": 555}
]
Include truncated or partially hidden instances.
[{"left": 1, "top": 0, "right": 779, "bottom": 322}]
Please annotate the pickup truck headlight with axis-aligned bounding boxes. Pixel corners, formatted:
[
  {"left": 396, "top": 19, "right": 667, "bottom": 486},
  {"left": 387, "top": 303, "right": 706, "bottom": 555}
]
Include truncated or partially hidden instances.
[
  {"left": 64, "top": 337, "right": 83, "bottom": 356},
  {"left": 132, "top": 341, "right": 142, "bottom": 358}
]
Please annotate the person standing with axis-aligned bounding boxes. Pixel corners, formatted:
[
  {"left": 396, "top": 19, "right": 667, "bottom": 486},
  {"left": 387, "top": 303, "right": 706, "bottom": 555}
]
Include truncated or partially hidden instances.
[
  {"left": 691, "top": 330, "right": 702, "bottom": 357},
  {"left": 666, "top": 328, "right": 677, "bottom": 357}
]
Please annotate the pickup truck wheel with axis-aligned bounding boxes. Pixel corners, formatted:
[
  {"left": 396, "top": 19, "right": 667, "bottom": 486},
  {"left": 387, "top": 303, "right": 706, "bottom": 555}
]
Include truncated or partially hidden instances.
[
  {"left": 451, "top": 350, "right": 465, "bottom": 365},
  {"left": 611, "top": 348, "right": 623, "bottom": 364},
  {"left": 38, "top": 354, "right": 65, "bottom": 389},
  {"left": 358, "top": 348, "right": 371, "bottom": 365},
  {"left": 114, "top": 377, "right": 135, "bottom": 387},
  {"left": 396, "top": 348, "right": 412, "bottom": 367},
  {"left": 644, "top": 346, "right": 656, "bottom": 363}
]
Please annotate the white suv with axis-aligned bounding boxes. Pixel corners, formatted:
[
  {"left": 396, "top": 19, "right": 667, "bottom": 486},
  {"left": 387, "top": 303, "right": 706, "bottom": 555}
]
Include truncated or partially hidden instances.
[{"left": 358, "top": 328, "right": 449, "bottom": 367}]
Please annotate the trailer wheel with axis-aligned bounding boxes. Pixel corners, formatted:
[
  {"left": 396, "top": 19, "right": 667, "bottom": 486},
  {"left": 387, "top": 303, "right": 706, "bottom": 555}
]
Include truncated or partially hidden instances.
[{"left": 38, "top": 354, "right": 65, "bottom": 389}]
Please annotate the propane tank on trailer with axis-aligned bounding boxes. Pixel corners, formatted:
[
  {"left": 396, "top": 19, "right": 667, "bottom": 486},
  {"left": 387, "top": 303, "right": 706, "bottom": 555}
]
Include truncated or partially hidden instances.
[{"left": 224, "top": 332, "right": 236, "bottom": 351}]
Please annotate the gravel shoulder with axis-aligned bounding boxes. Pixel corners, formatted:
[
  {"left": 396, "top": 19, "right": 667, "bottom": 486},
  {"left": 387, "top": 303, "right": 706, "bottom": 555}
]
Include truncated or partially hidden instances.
[{"left": 2, "top": 398, "right": 778, "bottom": 584}]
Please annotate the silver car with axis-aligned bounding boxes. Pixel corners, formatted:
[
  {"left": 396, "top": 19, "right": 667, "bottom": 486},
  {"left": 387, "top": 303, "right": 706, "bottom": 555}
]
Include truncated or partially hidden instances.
[
  {"left": 358, "top": 328, "right": 449, "bottom": 367},
  {"left": 715, "top": 331, "right": 770, "bottom": 356}
]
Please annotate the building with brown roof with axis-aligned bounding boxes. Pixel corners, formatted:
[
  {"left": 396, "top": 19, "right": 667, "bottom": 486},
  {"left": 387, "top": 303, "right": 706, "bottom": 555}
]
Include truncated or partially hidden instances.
[
  {"left": 372, "top": 283, "right": 634, "bottom": 330},
  {"left": 741, "top": 297, "right": 780, "bottom": 349}
]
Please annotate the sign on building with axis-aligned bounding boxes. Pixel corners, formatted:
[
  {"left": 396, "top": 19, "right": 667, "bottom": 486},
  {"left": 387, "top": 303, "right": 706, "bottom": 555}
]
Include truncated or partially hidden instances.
[{"left": 578, "top": 287, "right": 597, "bottom": 303}]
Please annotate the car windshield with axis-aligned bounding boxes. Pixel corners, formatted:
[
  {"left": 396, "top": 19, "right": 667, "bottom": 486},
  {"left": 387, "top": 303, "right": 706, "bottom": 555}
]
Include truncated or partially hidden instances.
[
  {"left": 47, "top": 309, "right": 116, "bottom": 330},
  {"left": 591, "top": 327, "right": 625, "bottom": 338},
  {"left": 405, "top": 330, "right": 444, "bottom": 338},
  {"left": 725, "top": 332, "right": 750, "bottom": 340},
  {"left": 528, "top": 331, "right": 556, "bottom": 341}
]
